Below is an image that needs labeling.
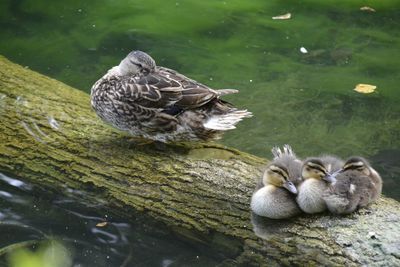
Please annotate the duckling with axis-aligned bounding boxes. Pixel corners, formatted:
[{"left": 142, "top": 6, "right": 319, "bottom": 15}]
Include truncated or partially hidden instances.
[
  {"left": 91, "top": 50, "right": 252, "bottom": 142},
  {"left": 271, "top": 144, "right": 304, "bottom": 186},
  {"left": 250, "top": 145, "right": 302, "bottom": 219},
  {"left": 296, "top": 156, "right": 344, "bottom": 214},
  {"left": 323, "top": 157, "right": 383, "bottom": 215}
]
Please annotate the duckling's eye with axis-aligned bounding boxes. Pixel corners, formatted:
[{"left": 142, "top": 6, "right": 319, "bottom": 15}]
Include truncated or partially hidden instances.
[{"left": 306, "top": 167, "right": 311, "bottom": 171}]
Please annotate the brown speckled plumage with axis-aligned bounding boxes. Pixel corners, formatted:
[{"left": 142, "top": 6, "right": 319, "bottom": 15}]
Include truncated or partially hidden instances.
[{"left": 91, "top": 51, "right": 252, "bottom": 142}]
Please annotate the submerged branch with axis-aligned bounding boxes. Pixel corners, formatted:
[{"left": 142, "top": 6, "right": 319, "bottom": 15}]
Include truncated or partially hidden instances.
[{"left": 0, "top": 55, "right": 399, "bottom": 266}]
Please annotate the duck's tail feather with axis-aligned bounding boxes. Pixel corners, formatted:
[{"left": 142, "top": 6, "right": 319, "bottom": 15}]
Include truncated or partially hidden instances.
[
  {"left": 215, "top": 89, "right": 239, "bottom": 96},
  {"left": 203, "top": 109, "right": 252, "bottom": 130}
]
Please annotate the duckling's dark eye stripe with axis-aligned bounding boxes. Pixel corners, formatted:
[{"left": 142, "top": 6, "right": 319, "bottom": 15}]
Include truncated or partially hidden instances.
[
  {"left": 346, "top": 165, "right": 364, "bottom": 170},
  {"left": 344, "top": 162, "right": 364, "bottom": 170},
  {"left": 306, "top": 163, "right": 326, "bottom": 174},
  {"left": 270, "top": 167, "right": 289, "bottom": 179}
]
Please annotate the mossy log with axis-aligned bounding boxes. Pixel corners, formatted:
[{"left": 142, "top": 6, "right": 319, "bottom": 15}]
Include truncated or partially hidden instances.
[{"left": 0, "top": 55, "right": 399, "bottom": 266}]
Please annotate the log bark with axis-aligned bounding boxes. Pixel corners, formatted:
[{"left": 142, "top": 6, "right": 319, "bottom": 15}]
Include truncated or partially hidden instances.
[{"left": 0, "top": 55, "right": 399, "bottom": 266}]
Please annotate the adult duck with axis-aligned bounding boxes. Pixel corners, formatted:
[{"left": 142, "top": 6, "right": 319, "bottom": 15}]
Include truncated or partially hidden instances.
[{"left": 91, "top": 50, "right": 252, "bottom": 142}]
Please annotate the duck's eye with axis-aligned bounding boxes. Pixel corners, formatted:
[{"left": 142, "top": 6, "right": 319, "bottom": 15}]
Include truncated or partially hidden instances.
[{"left": 129, "top": 59, "right": 142, "bottom": 68}]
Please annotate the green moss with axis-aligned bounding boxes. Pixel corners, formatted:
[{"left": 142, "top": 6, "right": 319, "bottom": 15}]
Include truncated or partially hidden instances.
[{"left": 187, "top": 147, "right": 237, "bottom": 160}]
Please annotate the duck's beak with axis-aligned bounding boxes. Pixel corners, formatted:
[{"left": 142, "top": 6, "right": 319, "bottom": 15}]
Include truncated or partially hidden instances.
[{"left": 283, "top": 181, "right": 297, "bottom": 194}]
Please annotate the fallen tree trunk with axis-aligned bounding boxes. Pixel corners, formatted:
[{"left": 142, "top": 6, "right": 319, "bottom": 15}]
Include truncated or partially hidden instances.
[{"left": 0, "top": 55, "right": 399, "bottom": 266}]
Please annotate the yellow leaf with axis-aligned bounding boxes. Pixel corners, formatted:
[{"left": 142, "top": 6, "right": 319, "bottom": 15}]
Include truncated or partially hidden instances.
[
  {"left": 96, "top": 221, "right": 108, "bottom": 227},
  {"left": 272, "top": 13, "right": 291, "bottom": 20},
  {"left": 354, "top": 84, "right": 377, "bottom": 94},
  {"left": 360, "top": 6, "right": 376, "bottom": 12}
]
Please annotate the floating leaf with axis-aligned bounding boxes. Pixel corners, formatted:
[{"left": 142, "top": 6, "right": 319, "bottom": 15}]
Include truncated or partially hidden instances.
[
  {"left": 272, "top": 13, "right": 291, "bottom": 20},
  {"left": 354, "top": 84, "right": 377, "bottom": 94},
  {"left": 360, "top": 6, "right": 376, "bottom": 12},
  {"left": 96, "top": 222, "right": 108, "bottom": 227}
]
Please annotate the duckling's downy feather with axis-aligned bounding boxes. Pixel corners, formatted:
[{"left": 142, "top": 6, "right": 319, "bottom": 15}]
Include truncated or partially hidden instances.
[
  {"left": 296, "top": 155, "right": 343, "bottom": 214},
  {"left": 251, "top": 185, "right": 301, "bottom": 219},
  {"left": 323, "top": 157, "right": 382, "bottom": 214},
  {"left": 271, "top": 145, "right": 303, "bottom": 185},
  {"left": 297, "top": 179, "right": 328, "bottom": 213},
  {"left": 250, "top": 145, "right": 302, "bottom": 219},
  {"left": 317, "top": 155, "right": 344, "bottom": 174},
  {"left": 323, "top": 170, "right": 375, "bottom": 214}
]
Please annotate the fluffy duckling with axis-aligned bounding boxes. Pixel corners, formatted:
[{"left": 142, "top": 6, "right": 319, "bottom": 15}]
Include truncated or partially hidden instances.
[
  {"left": 91, "top": 50, "right": 252, "bottom": 142},
  {"left": 296, "top": 156, "right": 343, "bottom": 214},
  {"left": 250, "top": 145, "right": 302, "bottom": 219},
  {"left": 318, "top": 155, "right": 345, "bottom": 175},
  {"left": 271, "top": 144, "right": 304, "bottom": 186},
  {"left": 323, "top": 157, "right": 383, "bottom": 215}
]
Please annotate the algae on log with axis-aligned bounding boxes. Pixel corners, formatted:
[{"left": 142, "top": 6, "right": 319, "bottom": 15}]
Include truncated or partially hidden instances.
[{"left": 0, "top": 55, "right": 399, "bottom": 266}]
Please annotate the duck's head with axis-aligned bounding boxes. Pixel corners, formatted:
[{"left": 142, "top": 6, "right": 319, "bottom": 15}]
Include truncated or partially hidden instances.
[
  {"left": 263, "top": 163, "right": 297, "bottom": 194},
  {"left": 342, "top": 157, "right": 371, "bottom": 176},
  {"left": 302, "top": 158, "right": 335, "bottom": 183},
  {"left": 118, "top": 50, "right": 156, "bottom": 76}
]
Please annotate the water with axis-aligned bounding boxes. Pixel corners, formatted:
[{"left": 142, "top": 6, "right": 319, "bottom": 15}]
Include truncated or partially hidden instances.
[
  {"left": 0, "top": 0, "right": 399, "bottom": 265},
  {"left": 1, "top": 1, "right": 399, "bottom": 156},
  {"left": 0, "top": 172, "right": 230, "bottom": 266}
]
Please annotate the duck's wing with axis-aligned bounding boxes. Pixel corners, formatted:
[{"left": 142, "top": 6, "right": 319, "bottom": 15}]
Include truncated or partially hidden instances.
[
  {"left": 119, "top": 73, "right": 183, "bottom": 109},
  {"left": 157, "top": 67, "right": 237, "bottom": 109},
  {"left": 111, "top": 98, "right": 179, "bottom": 132}
]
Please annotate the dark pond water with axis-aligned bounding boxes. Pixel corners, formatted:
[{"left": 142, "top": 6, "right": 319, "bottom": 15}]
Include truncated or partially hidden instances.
[
  {"left": 0, "top": 172, "right": 231, "bottom": 266},
  {"left": 0, "top": 0, "right": 399, "bottom": 265}
]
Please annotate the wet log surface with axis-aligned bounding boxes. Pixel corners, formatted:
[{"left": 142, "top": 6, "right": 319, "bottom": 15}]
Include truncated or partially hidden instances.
[{"left": 0, "top": 56, "right": 399, "bottom": 266}]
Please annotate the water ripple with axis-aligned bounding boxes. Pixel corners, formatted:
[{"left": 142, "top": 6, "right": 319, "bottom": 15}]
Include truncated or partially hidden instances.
[{"left": 0, "top": 173, "right": 32, "bottom": 191}]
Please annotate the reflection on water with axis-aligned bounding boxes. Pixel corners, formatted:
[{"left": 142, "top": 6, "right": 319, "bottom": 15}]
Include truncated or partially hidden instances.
[
  {"left": 250, "top": 212, "right": 294, "bottom": 241},
  {"left": 0, "top": 173, "right": 231, "bottom": 266}
]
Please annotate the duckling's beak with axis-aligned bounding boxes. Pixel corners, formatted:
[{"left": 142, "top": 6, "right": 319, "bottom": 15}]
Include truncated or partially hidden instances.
[
  {"left": 283, "top": 181, "right": 297, "bottom": 194},
  {"left": 324, "top": 169, "right": 343, "bottom": 183},
  {"left": 323, "top": 173, "right": 337, "bottom": 183}
]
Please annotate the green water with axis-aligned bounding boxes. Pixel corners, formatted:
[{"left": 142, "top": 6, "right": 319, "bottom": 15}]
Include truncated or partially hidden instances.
[{"left": 1, "top": 0, "right": 399, "bottom": 157}]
